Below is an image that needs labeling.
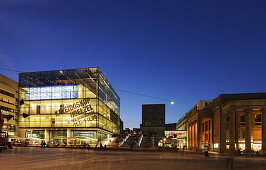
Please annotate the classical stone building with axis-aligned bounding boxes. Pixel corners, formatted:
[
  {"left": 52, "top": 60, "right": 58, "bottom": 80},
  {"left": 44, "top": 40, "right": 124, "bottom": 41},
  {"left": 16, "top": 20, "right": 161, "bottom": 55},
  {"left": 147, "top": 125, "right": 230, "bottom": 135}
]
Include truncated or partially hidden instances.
[
  {"left": 182, "top": 94, "right": 266, "bottom": 153},
  {"left": 186, "top": 100, "right": 212, "bottom": 151}
]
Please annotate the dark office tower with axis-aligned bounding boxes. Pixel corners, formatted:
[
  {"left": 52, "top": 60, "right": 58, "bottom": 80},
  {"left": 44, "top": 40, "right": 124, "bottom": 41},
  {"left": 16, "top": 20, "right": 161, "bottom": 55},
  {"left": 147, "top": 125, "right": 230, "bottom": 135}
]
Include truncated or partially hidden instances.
[{"left": 140, "top": 104, "right": 165, "bottom": 137}]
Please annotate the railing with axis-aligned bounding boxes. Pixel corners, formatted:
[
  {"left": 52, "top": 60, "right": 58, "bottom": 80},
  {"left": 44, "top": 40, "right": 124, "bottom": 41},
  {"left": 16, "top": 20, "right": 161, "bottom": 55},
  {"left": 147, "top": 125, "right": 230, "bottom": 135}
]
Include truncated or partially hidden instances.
[
  {"left": 119, "top": 135, "right": 129, "bottom": 147},
  {"left": 137, "top": 134, "right": 143, "bottom": 147}
]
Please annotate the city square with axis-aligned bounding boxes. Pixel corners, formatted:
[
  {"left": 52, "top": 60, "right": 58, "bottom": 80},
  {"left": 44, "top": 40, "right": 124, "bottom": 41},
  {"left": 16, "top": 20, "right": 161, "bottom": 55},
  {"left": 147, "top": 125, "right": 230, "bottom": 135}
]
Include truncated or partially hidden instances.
[
  {"left": 1, "top": 0, "right": 266, "bottom": 169},
  {"left": 1, "top": 147, "right": 266, "bottom": 170}
]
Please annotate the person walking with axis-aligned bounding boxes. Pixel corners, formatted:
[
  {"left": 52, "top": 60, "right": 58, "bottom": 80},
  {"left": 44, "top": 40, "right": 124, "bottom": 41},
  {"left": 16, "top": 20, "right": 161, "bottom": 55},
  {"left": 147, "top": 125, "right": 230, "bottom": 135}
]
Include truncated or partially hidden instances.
[
  {"left": 204, "top": 146, "right": 209, "bottom": 157},
  {"left": 99, "top": 143, "right": 103, "bottom": 151},
  {"left": 43, "top": 141, "right": 46, "bottom": 148}
]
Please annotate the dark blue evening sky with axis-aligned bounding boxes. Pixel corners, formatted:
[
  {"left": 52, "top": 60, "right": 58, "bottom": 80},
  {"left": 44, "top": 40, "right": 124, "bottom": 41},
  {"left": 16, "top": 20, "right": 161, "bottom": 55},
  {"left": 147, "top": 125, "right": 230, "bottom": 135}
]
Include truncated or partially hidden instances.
[{"left": 1, "top": 0, "right": 266, "bottom": 128}]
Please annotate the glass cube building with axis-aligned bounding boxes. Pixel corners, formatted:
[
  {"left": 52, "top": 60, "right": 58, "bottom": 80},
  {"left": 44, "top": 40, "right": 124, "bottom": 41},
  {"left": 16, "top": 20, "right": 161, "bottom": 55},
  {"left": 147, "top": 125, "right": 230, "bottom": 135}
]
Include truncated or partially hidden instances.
[{"left": 18, "top": 68, "right": 120, "bottom": 146}]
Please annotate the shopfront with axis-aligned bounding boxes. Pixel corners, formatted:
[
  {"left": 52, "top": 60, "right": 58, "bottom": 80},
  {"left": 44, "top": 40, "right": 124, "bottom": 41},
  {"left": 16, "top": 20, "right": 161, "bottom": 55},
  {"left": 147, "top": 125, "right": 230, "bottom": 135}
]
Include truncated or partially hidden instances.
[{"left": 158, "top": 130, "right": 187, "bottom": 149}]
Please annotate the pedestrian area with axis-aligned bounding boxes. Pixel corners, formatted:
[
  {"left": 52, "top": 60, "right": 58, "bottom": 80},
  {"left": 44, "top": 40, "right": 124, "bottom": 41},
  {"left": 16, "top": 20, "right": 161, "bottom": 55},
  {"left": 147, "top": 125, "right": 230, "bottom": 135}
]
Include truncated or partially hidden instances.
[{"left": 0, "top": 147, "right": 266, "bottom": 170}]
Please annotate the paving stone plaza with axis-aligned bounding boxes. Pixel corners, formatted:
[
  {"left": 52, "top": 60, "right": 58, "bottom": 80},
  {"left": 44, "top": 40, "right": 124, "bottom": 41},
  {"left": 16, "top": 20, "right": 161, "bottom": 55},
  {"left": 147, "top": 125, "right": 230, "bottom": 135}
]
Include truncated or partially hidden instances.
[{"left": 1, "top": 147, "right": 266, "bottom": 170}]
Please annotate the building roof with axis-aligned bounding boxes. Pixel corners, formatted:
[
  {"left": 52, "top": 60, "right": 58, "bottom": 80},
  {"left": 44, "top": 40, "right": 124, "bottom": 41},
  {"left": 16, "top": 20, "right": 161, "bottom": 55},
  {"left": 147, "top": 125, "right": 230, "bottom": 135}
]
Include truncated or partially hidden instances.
[
  {"left": 204, "top": 93, "right": 266, "bottom": 110},
  {"left": 0, "top": 74, "right": 18, "bottom": 90}
]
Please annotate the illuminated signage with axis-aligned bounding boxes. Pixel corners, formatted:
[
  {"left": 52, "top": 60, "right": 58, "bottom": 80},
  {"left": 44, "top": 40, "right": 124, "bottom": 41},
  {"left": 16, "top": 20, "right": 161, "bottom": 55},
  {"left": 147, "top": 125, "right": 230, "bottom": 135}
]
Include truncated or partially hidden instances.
[
  {"left": 165, "top": 131, "right": 187, "bottom": 137},
  {"left": 28, "top": 85, "right": 78, "bottom": 100},
  {"left": 55, "top": 98, "right": 96, "bottom": 127}
]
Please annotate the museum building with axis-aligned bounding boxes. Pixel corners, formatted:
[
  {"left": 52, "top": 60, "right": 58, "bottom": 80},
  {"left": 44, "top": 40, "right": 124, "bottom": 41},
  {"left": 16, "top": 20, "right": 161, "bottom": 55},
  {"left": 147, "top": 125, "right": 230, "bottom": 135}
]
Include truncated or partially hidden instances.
[
  {"left": 181, "top": 94, "right": 266, "bottom": 153},
  {"left": 18, "top": 68, "right": 121, "bottom": 146}
]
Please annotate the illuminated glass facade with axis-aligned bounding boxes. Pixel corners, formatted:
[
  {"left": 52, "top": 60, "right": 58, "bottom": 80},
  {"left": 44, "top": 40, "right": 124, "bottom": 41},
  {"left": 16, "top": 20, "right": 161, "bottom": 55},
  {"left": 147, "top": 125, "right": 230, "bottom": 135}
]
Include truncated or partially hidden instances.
[{"left": 18, "top": 68, "right": 120, "bottom": 146}]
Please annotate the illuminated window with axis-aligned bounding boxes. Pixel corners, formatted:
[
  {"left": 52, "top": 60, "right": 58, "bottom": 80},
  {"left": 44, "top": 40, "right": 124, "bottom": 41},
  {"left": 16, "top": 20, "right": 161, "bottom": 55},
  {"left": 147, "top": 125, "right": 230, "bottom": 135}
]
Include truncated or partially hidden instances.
[{"left": 255, "top": 114, "right": 262, "bottom": 125}]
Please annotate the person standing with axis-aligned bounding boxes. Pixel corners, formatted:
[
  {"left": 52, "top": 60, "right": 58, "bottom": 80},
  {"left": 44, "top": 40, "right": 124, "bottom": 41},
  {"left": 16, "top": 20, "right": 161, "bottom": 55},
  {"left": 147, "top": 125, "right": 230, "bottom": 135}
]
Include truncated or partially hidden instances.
[
  {"left": 204, "top": 146, "right": 209, "bottom": 157},
  {"left": 99, "top": 143, "right": 103, "bottom": 151},
  {"left": 43, "top": 141, "right": 46, "bottom": 148}
]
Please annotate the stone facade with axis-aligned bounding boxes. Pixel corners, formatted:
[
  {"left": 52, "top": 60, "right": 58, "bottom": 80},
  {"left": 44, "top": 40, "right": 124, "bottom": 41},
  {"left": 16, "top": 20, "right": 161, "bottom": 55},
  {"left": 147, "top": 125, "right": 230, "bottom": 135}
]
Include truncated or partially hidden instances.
[
  {"left": 0, "top": 74, "right": 18, "bottom": 136},
  {"left": 178, "top": 93, "right": 266, "bottom": 153}
]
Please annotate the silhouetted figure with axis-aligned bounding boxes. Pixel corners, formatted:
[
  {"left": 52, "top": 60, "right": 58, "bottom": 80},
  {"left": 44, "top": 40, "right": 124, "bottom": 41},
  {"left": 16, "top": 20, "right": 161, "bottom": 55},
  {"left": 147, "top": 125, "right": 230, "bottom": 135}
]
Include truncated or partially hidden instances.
[
  {"left": 24, "top": 140, "right": 29, "bottom": 147},
  {"left": 99, "top": 143, "right": 103, "bottom": 151},
  {"left": 7, "top": 142, "right": 13, "bottom": 149},
  {"left": 204, "top": 146, "right": 209, "bottom": 157},
  {"left": 104, "top": 144, "right": 107, "bottom": 150},
  {"left": 41, "top": 141, "right": 46, "bottom": 148}
]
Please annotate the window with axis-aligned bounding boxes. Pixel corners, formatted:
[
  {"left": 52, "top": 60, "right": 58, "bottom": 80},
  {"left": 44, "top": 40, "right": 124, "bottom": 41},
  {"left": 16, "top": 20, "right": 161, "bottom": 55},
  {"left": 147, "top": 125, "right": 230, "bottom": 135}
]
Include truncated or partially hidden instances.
[
  {"left": 205, "top": 121, "right": 209, "bottom": 131},
  {"left": 205, "top": 134, "right": 208, "bottom": 141},
  {"left": 254, "top": 114, "right": 262, "bottom": 125},
  {"left": 0, "top": 89, "right": 15, "bottom": 98},
  {"left": 240, "top": 130, "right": 245, "bottom": 138},
  {"left": 226, "top": 116, "right": 230, "bottom": 125},
  {"left": 240, "top": 115, "right": 246, "bottom": 125}
]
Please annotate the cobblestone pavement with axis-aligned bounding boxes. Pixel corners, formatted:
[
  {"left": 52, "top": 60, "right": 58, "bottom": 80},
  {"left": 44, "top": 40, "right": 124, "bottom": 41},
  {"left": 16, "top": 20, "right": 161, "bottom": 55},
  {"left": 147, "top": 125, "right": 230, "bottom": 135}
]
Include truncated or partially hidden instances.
[{"left": 0, "top": 147, "right": 266, "bottom": 170}]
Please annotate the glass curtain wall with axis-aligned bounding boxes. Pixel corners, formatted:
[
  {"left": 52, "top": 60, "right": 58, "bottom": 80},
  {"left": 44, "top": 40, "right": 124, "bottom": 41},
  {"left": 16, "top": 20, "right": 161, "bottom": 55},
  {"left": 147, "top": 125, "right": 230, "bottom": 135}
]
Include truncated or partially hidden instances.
[{"left": 18, "top": 68, "right": 120, "bottom": 144}]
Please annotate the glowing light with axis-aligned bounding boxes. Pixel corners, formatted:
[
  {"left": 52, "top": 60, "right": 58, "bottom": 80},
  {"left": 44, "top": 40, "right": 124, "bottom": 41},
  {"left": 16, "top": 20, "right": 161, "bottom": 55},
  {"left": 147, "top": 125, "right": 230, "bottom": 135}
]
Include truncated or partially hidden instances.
[
  {"left": 214, "top": 143, "right": 219, "bottom": 149},
  {"left": 28, "top": 85, "right": 78, "bottom": 100},
  {"left": 170, "top": 101, "right": 174, "bottom": 105}
]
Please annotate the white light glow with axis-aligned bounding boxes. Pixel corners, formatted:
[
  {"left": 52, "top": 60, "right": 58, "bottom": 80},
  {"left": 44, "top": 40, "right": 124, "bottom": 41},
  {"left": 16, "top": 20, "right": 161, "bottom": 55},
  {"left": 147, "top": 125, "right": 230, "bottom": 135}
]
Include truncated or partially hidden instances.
[{"left": 28, "top": 85, "right": 78, "bottom": 100}]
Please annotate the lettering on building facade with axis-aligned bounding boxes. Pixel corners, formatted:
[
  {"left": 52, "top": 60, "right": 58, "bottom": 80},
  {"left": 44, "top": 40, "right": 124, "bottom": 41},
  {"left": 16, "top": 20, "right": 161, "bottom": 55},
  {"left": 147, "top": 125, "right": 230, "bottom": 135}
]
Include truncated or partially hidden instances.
[{"left": 54, "top": 98, "right": 97, "bottom": 127}]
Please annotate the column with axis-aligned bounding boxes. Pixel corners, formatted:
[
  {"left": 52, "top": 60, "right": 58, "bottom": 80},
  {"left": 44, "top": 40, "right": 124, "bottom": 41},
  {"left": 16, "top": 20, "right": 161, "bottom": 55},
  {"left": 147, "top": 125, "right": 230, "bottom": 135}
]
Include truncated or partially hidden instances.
[
  {"left": 191, "top": 124, "right": 194, "bottom": 149},
  {"left": 191, "top": 123, "right": 194, "bottom": 149},
  {"left": 45, "top": 129, "right": 49, "bottom": 143},
  {"left": 189, "top": 125, "right": 192, "bottom": 149},
  {"left": 211, "top": 118, "right": 214, "bottom": 151},
  {"left": 235, "top": 111, "right": 240, "bottom": 150},
  {"left": 197, "top": 118, "right": 202, "bottom": 151},
  {"left": 229, "top": 109, "right": 236, "bottom": 152},
  {"left": 220, "top": 113, "right": 227, "bottom": 153},
  {"left": 245, "top": 109, "right": 252, "bottom": 151},
  {"left": 210, "top": 119, "right": 213, "bottom": 150},
  {"left": 67, "top": 128, "right": 71, "bottom": 146},
  {"left": 193, "top": 122, "right": 196, "bottom": 149},
  {"left": 262, "top": 109, "right": 266, "bottom": 152},
  {"left": 188, "top": 125, "right": 190, "bottom": 149}
]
